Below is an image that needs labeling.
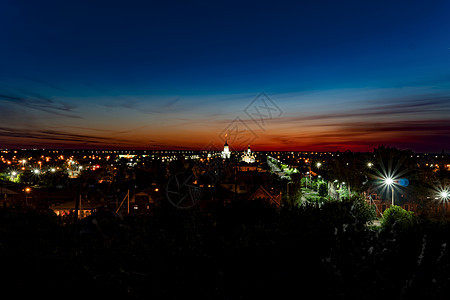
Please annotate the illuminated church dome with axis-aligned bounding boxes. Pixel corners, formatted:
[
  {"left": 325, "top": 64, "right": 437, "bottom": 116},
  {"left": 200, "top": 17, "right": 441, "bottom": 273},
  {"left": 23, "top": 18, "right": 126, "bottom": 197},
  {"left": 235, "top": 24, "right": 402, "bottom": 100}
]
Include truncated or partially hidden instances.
[
  {"left": 242, "top": 144, "right": 255, "bottom": 163},
  {"left": 221, "top": 136, "right": 231, "bottom": 159}
]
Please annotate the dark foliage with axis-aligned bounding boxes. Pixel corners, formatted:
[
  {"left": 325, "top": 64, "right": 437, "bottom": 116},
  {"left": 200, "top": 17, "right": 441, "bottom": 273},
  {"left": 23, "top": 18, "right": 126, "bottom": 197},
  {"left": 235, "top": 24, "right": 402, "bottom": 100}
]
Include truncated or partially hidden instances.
[{"left": 1, "top": 200, "right": 450, "bottom": 299}]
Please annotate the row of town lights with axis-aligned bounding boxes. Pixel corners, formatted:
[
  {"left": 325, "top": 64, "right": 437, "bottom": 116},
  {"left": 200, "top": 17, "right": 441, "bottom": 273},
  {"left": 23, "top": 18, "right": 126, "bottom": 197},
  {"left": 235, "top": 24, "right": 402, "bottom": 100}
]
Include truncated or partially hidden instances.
[
  {"left": 9, "top": 166, "right": 66, "bottom": 178},
  {"left": 9, "top": 155, "right": 450, "bottom": 205}
]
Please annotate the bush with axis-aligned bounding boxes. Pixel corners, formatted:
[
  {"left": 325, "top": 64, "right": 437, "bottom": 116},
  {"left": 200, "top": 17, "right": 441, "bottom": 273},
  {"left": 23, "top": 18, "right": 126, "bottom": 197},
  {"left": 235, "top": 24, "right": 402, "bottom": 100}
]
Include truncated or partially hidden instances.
[
  {"left": 305, "top": 194, "right": 323, "bottom": 203},
  {"left": 381, "top": 205, "right": 416, "bottom": 231},
  {"left": 301, "top": 177, "right": 310, "bottom": 187},
  {"left": 317, "top": 181, "right": 328, "bottom": 197},
  {"left": 341, "top": 195, "right": 376, "bottom": 225}
]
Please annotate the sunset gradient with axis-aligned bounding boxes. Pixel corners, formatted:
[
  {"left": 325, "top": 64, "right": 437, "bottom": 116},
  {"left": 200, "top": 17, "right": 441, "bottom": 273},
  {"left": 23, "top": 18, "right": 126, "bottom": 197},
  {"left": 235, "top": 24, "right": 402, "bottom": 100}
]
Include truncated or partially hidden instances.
[{"left": 1, "top": 0, "right": 449, "bottom": 152}]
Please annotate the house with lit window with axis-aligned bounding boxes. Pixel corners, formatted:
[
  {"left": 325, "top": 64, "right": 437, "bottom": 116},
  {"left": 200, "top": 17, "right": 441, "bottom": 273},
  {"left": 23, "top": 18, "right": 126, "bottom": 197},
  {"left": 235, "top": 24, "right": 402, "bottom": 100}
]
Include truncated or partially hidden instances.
[
  {"left": 51, "top": 199, "right": 102, "bottom": 219},
  {"left": 365, "top": 191, "right": 417, "bottom": 217},
  {"left": 131, "top": 187, "right": 159, "bottom": 212}
]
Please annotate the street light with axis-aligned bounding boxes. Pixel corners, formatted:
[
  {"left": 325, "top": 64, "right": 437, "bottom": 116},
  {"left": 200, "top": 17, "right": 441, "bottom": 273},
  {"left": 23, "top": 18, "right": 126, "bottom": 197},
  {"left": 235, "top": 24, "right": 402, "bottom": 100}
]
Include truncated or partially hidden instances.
[
  {"left": 306, "top": 171, "right": 312, "bottom": 188},
  {"left": 385, "top": 177, "right": 394, "bottom": 205},
  {"left": 441, "top": 190, "right": 449, "bottom": 201},
  {"left": 437, "top": 189, "right": 449, "bottom": 218},
  {"left": 367, "top": 162, "right": 373, "bottom": 168},
  {"left": 25, "top": 187, "right": 31, "bottom": 206}
]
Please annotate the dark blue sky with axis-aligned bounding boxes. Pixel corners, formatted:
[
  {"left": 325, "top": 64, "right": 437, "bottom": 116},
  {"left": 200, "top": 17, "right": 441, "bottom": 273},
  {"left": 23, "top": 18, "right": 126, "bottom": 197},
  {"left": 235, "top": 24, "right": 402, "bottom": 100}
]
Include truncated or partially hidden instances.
[{"left": 1, "top": 0, "right": 450, "bottom": 151}]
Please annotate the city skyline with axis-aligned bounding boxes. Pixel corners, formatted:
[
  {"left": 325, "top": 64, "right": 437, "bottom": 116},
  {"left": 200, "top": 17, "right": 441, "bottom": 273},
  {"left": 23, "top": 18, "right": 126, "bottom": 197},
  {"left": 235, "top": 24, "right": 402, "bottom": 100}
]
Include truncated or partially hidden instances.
[{"left": 1, "top": 1, "right": 450, "bottom": 152}]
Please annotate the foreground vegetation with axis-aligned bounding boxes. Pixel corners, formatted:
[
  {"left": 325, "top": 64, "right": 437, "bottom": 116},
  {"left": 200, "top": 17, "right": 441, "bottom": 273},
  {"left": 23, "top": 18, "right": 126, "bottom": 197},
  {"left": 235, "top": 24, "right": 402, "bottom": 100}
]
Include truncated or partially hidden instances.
[{"left": 1, "top": 198, "right": 449, "bottom": 299}]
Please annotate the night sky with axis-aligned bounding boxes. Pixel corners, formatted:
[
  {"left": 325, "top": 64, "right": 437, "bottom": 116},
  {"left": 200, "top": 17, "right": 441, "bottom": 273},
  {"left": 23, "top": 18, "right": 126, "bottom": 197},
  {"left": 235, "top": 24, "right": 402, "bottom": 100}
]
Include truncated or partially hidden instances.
[{"left": 1, "top": 0, "right": 449, "bottom": 152}]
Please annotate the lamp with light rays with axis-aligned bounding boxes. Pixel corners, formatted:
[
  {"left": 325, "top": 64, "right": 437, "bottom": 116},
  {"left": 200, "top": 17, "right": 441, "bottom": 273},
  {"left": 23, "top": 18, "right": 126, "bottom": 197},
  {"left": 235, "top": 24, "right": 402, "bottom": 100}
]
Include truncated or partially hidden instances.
[
  {"left": 371, "top": 159, "right": 409, "bottom": 208},
  {"left": 385, "top": 177, "right": 394, "bottom": 185},
  {"left": 384, "top": 177, "right": 395, "bottom": 206},
  {"left": 439, "top": 189, "right": 449, "bottom": 202},
  {"left": 9, "top": 170, "right": 18, "bottom": 182},
  {"left": 435, "top": 187, "right": 450, "bottom": 218}
]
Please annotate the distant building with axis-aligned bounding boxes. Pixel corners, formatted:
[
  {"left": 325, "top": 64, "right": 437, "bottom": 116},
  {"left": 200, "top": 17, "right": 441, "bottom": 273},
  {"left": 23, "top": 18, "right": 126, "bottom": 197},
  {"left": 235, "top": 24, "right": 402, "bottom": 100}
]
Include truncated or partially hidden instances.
[
  {"left": 249, "top": 185, "right": 282, "bottom": 207},
  {"left": 51, "top": 199, "right": 101, "bottom": 219},
  {"left": 222, "top": 137, "right": 231, "bottom": 159},
  {"left": 0, "top": 187, "right": 19, "bottom": 208},
  {"left": 131, "top": 188, "right": 158, "bottom": 212},
  {"left": 241, "top": 145, "right": 255, "bottom": 163},
  {"left": 221, "top": 181, "right": 249, "bottom": 194},
  {"left": 235, "top": 164, "right": 259, "bottom": 172},
  {"left": 365, "top": 192, "right": 417, "bottom": 217}
]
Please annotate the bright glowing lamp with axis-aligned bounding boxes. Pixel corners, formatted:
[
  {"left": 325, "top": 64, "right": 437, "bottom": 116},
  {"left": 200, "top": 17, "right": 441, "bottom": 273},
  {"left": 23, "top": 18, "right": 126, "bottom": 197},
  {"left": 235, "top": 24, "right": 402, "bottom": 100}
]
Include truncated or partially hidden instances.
[
  {"left": 384, "top": 177, "right": 395, "bottom": 205},
  {"left": 441, "top": 190, "right": 449, "bottom": 200}
]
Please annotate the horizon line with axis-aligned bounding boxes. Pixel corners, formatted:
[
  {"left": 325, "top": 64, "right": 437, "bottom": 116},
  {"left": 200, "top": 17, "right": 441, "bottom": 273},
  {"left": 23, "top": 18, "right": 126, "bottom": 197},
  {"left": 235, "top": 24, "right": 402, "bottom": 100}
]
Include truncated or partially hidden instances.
[{"left": 0, "top": 147, "right": 447, "bottom": 154}]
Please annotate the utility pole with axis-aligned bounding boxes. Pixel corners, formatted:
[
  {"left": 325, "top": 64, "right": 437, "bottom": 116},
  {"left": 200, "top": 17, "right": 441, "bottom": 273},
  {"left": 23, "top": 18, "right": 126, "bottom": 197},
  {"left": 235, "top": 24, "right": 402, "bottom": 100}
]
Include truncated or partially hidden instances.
[
  {"left": 391, "top": 186, "right": 394, "bottom": 206},
  {"left": 116, "top": 190, "right": 130, "bottom": 214},
  {"left": 287, "top": 181, "right": 289, "bottom": 203},
  {"left": 234, "top": 168, "right": 238, "bottom": 202}
]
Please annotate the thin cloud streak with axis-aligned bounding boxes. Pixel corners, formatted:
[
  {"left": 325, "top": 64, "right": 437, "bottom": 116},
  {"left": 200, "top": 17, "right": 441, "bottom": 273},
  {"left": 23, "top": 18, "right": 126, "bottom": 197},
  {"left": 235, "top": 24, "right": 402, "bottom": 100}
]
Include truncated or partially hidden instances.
[
  {"left": 0, "top": 126, "right": 135, "bottom": 146},
  {"left": 272, "top": 97, "right": 450, "bottom": 124},
  {"left": 258, "top": 119, "right": 450, "bottom": 152},
  {"left": 0, "top": 93, "right": 82, "bottom": 119}
]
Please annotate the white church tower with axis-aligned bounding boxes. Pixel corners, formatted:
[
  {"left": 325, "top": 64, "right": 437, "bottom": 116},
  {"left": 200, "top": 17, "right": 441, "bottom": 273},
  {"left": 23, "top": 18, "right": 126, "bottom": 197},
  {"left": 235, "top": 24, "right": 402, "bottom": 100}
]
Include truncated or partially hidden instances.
[{"left": 221, "top": 135, "right": 231, "bottom": 159}]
